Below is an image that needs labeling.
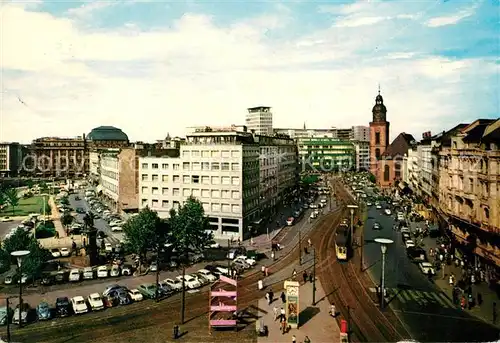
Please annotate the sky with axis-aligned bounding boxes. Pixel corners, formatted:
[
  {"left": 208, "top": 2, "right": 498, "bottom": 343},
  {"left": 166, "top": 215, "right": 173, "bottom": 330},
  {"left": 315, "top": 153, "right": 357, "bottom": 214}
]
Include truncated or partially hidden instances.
[{"left": 0, "top": 0, "right": 499, "bottom": 143}]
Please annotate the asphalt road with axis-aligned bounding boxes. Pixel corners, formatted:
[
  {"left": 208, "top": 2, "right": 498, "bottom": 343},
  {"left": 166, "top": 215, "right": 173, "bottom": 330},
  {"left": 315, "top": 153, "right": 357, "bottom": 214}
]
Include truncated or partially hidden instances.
[
  {"left": 0, "top": 220, "right": 22, "bottom": 240},
  {"left": 363, "top": 202, "right": 499, "bottom": 342},
  {"left": 68, "top": 193, "right": 124, "bottom": 246}
]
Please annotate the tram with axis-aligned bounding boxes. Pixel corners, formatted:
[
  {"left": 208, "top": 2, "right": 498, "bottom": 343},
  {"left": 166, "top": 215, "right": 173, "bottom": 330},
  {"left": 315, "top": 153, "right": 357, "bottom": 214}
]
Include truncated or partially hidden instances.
[{"left": 335, "top": 223, "right": 351, "bottom": 261}]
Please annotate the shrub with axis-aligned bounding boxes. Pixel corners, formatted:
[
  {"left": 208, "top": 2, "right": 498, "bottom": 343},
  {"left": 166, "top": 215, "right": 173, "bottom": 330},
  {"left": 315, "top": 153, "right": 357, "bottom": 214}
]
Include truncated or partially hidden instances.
[{"left": 35, "top": 226, "right": 56, "bottom": 239}]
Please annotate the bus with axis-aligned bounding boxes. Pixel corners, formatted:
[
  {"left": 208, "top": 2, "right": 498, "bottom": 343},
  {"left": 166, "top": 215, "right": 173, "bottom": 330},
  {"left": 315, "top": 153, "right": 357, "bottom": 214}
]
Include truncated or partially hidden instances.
[{"left": 335, "top": 223, "right": 351, "bottom": 261}]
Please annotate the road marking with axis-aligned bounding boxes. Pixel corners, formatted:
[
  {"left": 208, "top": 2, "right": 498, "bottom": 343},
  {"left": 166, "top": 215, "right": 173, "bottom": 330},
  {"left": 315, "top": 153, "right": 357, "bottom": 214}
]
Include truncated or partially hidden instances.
[{"left": 395, "top": 290, "right": 407, "bottom": 304}]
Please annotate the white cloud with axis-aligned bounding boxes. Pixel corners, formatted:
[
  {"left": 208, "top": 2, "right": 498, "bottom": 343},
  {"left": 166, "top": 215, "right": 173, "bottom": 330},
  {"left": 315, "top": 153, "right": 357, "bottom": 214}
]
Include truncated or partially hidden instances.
[
  {"left": 0, "top": 2, "right": 496, "bottom": 144},
  {"left": 66, "top": 0, "right": 120, "bottom": 18},
  {"left": 334, "top": 16, "right": 388, "bottom": 28},
  {"left": 426, "top": 3, "right": 480, "bottom": 27}
]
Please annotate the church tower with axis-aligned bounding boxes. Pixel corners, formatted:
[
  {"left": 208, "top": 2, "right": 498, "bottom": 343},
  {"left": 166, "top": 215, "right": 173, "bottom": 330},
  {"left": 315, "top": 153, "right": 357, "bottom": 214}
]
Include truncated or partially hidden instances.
[{"left": 369, "top": 88, "right": 390, "bottom": 178}]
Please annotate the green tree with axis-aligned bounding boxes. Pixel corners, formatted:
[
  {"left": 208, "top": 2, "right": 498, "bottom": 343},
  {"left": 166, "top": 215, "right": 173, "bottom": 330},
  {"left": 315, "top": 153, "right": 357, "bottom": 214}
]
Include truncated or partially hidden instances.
[
  {"left": 39, "top": 182, "right": 48, "bottom": 194},
  {"left": 3, "top": 188, "right": 19, "bottom": 215},
  {"left": 61, "top": 213, "right": 73, "bottom": 227},
  {"left": 122, "top": 207, "right": 164, "bottom": 270},
  {"left": 25, "top": 180, "right": 34, "bottom": 189},
  {"left": 368, "top": 173, "right": 376, "bottom": 184},
  {"left": 168, "top": 197, "right": 212, "bottom": 324},
  {"left": 0, "top": 191, "right": 6, "bottom": 212},
  {"left": 60, "top": 197, "right": 69, "bottom": 205},
  {"left": 2, "top": 229, "right": 51, "bottom": 278}
]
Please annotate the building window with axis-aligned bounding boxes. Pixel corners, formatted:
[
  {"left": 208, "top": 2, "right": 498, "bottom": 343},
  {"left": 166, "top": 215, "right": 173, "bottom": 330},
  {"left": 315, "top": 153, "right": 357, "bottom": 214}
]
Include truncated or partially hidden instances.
[
  {"left": 384, "top": 165, "right": 390, "bottom": 181},
  {"left": 221, "top": 190, "right": 230, "bottom": 199},
  {"left": 375, "top": 132, "right": 380, "bottom": 145},
  {"left": 162, "top": 175, "right": 168, "bottom": 182},
  {"left": 142, "top": 163, "right": 148, "bottom": 169},
  {"left": 173, "top": 175, "right": 180, "bottom": 182},
  {"left": 162, "top": 187, "right": 169, "bottom": 195},
  {"left": 182, "top": 150, "right": 189, "bottom": 157},
  {"left": 232, "top": 191, "right": 240, "bottom": 199},
  {"left": 212, "top": 163, "right": 220, "bottom": 171},
  {"left": 201, "top": 162, "right": 210, "bottom": 170},
  {"left": 221, "top": 204, "right": 230, "bottom": 213},
  {"left": 231, "top": 204, "right": 240, "bottom": 213},
  {"left": 162, "top": 163, "right": 168, "bottom": 169},
  {"left": 151, "top": 163, "right": 158, "bottom": 169},
  {"left": 152, "top": 199, "right": 159, "bottom": 207},
  {"left": 173, "top": 164, "right": 180, "bottom": 170},
  {"left": 173, "top": 188, "right": 180, "bottom": 196},
  {"left": 192, "top": 189, "right": 200, "bottom": 197},
  {"left": 162, "top": 200, "right": 169, "bottom": 208},
  {"left": 192, "top": 150, "right": 200, "bottom": 157},
  {"left": 173, "top": 201, "right": 180, "bottom": 210},
  {"left": 141, "top": 174, "right": 148, "bottom": 181},
  {"left": 192, "top": 175, "right": 200, "bottom": 184},
  {"left": 222, "top": 150, "right": 230, "bottom": 158},
  {"left": 211, "top": 150, "right": 219, "bottom": 157},
  {"left": 152, "top": 187, "right": 159, "bottom": 195},
  {"left": 211, "top": 176, "right": 220, "bottom": 184},
  {"left": 231, "top": 163, "right": 240, "bottom": 171},
  {"left": 152, "top": 174, "right": 159, "bottom": 182},
  {"left": 375, "top": 148, "right": 381, "bottom": 160},
  {"left": 141, "top": 199, "right": 148, "bottom": 206},
  {"left": 232, "top": 177, "right": 240, "bottom": 185},
  {"left": 211, "top": 203, "right": 220, "bottom": 212},
  {"left": 192, "top": 162, "right": 200, "bottom": 170},
  {"left": 202, "top": 151, "right": 210, "bottom": 158},
  {"left": 183, "top": 162, "right": 190, "bottom": 170},
  {"left": 221, "top": 176, "right": 230, "bottom": 185},
  {"left": 221, "top": 162, "right": 230, "bottom": 171},
  {"left": 231, "top": 151, "right": 240, "bottom": 158},
  {"left": 202, "top": 189, "right": 210, "bottom": 198},
  {"left": 201, "top": 176, "right": 209, "bottom": 184},
  {"left": 211, "top": 190, "right": 220, "bottom": 198},
  {"left": 141, "top": 186, "right": 148, "bottom": 194},
  {"left": 183, "top": 189, "right": 190, "bottom": 197},
  {"left": 183, "top": 175, "right": 190, "bottom": 183}
]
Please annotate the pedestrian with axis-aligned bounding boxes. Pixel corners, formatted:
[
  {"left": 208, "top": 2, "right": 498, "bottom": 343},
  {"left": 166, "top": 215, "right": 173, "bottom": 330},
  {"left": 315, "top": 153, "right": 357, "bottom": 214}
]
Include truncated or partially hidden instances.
[
  {"left": 273, "top": 306, "right": 279, "bottom": 321},
  {"left": 271, "top": 251, "right": 275, "bottom": 261},
  {"left": 303, "top": 271, "right": 308, "bottom": 284},
  {"left": 281, "top": 292, "right": 286, "bottom": 304},
  {"left": 449, "top": 275, "right": 454, "bottom": 287},
  {"left": 330, "top": 303, "right": 336, "bottom": 317},
  {"left": 265, "top": 267, "right": 269, "bottom": 277},
  {"left": 265, "top": 292, "right": 270, "bottom": 304},
  {"left": 281, "top": 318, "right": 287, "bottom": 335},
  {"left": 261, "top": 265, "right": 266, "bottom": 276},
  {"left": 493, "top": 302, "right": 497, "bottom": 324},
  {"left": 292, "top": 334, "right": 296, "bottom": 343},
  {"left": 308, "top": 238, "right": 312, "bottom": 247},
  {"left": 304, "top": 336, "right": 311, "bottom": 343},
  {"left": 83, "top": 238, "right": 86, "bottom": 247},
  {"left": 292, "top": 269, "right": 297, "bottom": 279},
  {"left": 309, "top": 273, "right": 313, "bottom": 283},
  {"left": 280, "top": 307, "right": 285, "bottom": 320},
  {"left": 477, "top": 292, "right": 483, "bottom": 306}
]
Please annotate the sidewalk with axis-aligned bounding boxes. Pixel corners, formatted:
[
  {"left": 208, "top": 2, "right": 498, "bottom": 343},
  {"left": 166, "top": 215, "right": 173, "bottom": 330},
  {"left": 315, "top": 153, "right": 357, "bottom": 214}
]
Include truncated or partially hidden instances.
[
  {"left": 38, "top": 235, "right": 84, "bottom": 249},
  {"left": 48, "top": 195, "right": 67, "bottom": 238},
  {"left": 256, "top": 280, "right": 340, "bottom": 343}
]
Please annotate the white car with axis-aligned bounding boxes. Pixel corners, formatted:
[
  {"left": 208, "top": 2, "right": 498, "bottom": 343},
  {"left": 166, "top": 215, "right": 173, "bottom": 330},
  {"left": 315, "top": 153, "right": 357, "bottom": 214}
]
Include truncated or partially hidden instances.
[
  {"left": 109, "top": 220, "right": 124, "bottom": 227},
  {"left": 215, "top": 266, "right": 229, "bottom": 275},
  {"left": 400, "top": 227, "right": 411, "bottom": 234},
  {"left": 419, "top": 262, "right": 436, "bottom": 275},
  {"left": 310, "top": 212, "right": 318, "bottom": 219},
  {"left": 104, "top": 243, "right": 113, "bottom": 252},
  {"left": 405, "top": 240, "right": 416, "bottom": 249},
  {"left": 83, "top": 267, "right": 94, "bottom": 280},
  {"left": 51, "top": 249, "right": 61, "bottom": 258},
  {"left": 286, "top": 217, "right": 294, "bottom": 226},
  {"left": 235, "top": 255, "right": 256, "bottom": 266},
  {"left": 111, "top": 226, "right": 122, "bottom": 232},
  {"left": 191, "top": 273, "right": 209, "bottom": 286},
  {"left": 197, "top": 269, "right": 217, "bottom": 282},
  {"left": 87, "top": 293, "right": 105, "bottom": 311},
  {"left": 69, "top": 269, "right": 81, "bottom": 282},
  {"left": 376, "top": 204, "right": 382, "bottom": 209},
  {"left": 164, "top": 278, "right": 183, "bottom": 291},
  {"left": 176, "top": 275, "right": 201, "bottom": 289},
  {"left": 384, "top": 209, "right": 392, "bottom": 215},
  {"left": 129, "top": 289, "right": 144, "bottom": 302},
  {"left": 397, "top": 212, "right": 405, "bottom": 221},
  {"left": 320, "top": 199, "right": 327, "bottom": 204},
  {"left": 71, "top": 296, "right": 88, "bottom": 314},
  {"left": 60, "top": 247, "right": 70, "bottom": 257},
  {"left": 209, "top": 242, "right": 221, "bottom": 249},
  {"left": 110, "top": 265, "right": 121, "bottom": 277},
  {"left": 97, "top": 266, "right": 109, "bottom": 278},
  {"left": 0, "top": 217, "right": 12, "bottom": 222}
]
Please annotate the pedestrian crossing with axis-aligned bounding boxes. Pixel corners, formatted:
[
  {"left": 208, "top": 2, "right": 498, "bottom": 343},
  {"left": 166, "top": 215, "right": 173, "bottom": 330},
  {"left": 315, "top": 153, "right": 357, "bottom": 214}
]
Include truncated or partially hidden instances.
[{"left": 369, "top": 287, "right": 456, "bottom": 309}]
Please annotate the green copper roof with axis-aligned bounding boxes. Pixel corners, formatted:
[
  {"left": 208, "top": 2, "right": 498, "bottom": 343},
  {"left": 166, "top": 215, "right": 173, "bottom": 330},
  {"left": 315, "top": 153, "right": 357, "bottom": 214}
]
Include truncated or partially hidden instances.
[{"left": 87, "top": 126, "right": 129, "bottom": 141}]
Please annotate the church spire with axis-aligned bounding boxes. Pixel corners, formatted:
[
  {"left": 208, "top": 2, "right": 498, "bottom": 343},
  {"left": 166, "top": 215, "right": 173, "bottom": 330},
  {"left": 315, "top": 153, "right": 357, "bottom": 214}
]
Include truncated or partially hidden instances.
[
  {"left": 303, "top": 122, "right": 306, "bottom": 130},
  {"left": 378, "top": 83, "right": 381, "bottom": 95}
]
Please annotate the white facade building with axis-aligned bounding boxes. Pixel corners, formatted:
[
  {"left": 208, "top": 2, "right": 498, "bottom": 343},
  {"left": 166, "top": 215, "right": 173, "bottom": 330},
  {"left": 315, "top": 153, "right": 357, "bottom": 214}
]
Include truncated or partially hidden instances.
[
  {"left": 246, "top": 107, "right": 273, "bottom": 136},
  {"left": 351, "top": 126, "right": 370, "bottom": 142},
  {"left": 417, "top": 142, "right": 433, "bottom": 198},
  {"left": 352, "top": 141, "right": 370, "bottom": 171},
  {"left": 405, "top": 148, "right": 419, "bottom": 191},
  {"left": 100, "top": 153, "right": 119, "bottom": 204}
]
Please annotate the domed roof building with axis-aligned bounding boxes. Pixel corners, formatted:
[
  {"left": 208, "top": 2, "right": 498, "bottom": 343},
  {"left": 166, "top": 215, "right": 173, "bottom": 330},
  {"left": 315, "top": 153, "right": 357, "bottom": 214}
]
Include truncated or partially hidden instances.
[
  {"left": 372, "top": 93, "right": 387, "bottom": 123},
  {"left": 87, "top": 126, "right": 129, "bottom": 142}
]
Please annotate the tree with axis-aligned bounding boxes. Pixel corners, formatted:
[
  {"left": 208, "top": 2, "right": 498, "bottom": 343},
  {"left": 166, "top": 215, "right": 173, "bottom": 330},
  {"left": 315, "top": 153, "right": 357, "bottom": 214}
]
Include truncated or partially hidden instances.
[
  {"left": 3, "top": 188, "right": 19, "bottom": 215},
  {"left": 39, "top": 182, "right": 48, "bottom": 194},
  {"left": 122, "top": 207, "right": 164, "bottom": 270},
  {"left": 368, "top": 173, "right": 376, "bottom": 184},
  {"left": 2, "top": 229, "right": 51, "bottom": 278},
  {"left": 61, "top": 213, "right": 73, "bottom": 228},
  {"left": 168, "top": 197, "right": 212, "bottom": 324},
  {"left": 0, "top": 191, "right": 6, "bottom": 212},
  {"left": 25, "top": 180, "right": 34, "bottom": 189}
]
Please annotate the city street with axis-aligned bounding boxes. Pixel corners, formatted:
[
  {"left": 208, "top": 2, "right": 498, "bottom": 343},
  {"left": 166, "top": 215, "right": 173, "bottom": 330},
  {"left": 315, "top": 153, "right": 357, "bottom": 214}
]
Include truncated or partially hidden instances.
[
  {"left": 68, "top": 193, "right": 124, "bottom": 245},
  {"left": 363, "top": 203, "right": 499, "bottom": 342},
  {"left": 0, "top": 220, "right": 22, "bottom": 240}
]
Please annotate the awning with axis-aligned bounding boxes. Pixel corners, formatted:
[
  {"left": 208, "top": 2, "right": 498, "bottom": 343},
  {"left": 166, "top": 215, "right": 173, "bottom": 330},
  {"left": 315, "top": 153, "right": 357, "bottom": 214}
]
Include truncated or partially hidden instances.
[{"left": 96, "top": 185, "right": 103, "bottom": 193}]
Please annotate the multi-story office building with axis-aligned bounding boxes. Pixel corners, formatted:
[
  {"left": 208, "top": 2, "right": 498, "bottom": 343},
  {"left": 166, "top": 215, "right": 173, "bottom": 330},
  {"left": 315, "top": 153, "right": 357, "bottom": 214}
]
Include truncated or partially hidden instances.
[
  {"left": 416, "top": 138, "right": 433, "bottom": 199},
  {"left": 438, "top": 119, "right": 500, "bottom": 271},
  {"left": 0, "top": 142, "right": 23, "bottom": 177},
  {"left": 273, "top": 127, "right": 335, "bottom": 139},
  {"left": 335, "top": 128, "right": 353, "bottom": 141},
  {"left": 352, "top": 141, "right": 370, "bottom": 171},
  {"left": 246, "top": 106, "right": 273, "bottom": 136},
  {"left": 298, "top": 137, "right": 355, "bottom": 172},
  {"left": 26, "top": 137, "right": 88, "bottom": 177},
  {"left": 138, "top": 126, "right": 298, "bottom": 240},
  {"left": 351, "top": 126, "right": 370, "bottom": 142},
  {"left": 403, "top": 148, "right": 419, "bottom": 191}
]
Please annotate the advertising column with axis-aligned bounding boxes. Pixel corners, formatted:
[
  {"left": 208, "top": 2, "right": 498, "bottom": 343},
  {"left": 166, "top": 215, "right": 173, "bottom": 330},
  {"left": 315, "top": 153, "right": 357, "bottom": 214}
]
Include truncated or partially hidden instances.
[{"left": 284, "top": 280, "right": 300, "bottom": 329}]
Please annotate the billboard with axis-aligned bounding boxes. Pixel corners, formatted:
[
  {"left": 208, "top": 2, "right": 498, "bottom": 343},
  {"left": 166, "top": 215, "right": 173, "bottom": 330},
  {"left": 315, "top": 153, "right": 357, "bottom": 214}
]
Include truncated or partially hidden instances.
[{"left": 284, "top": 280, "right": 300, "bottom": 328}]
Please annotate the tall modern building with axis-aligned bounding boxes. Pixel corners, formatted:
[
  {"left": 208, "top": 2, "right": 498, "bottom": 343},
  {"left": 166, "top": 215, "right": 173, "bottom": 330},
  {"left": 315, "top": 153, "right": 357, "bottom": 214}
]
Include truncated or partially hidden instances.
[
  {"left": 246, "top": 106, "right": 273, "bottom": 135},
  {"left": 298, "top": 137, "right": 355, "bottom": 172},
  {"left": 0, "top": 142, "right": 23, "bottom": 177},
  {"left": 351, "top": 126, "right": 370, "bottom": 142}
]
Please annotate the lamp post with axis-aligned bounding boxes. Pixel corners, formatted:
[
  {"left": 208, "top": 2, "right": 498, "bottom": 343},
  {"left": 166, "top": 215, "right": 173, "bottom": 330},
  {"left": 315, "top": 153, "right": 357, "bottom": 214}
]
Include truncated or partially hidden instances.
[
  {"left": 312, "top": 247, "right": 316, "bottom": 305},
  {"left": 347, "top": 205, "right": 358, "bottom": 240},
  {"left": 11, "top": 250, "right": 30, "bottom": 328},
  {"left": 298, "top": 225, "right": 302, "bottom": 265},
  {"left": 374, "top": 238, "right": 393, "bottom": 310}
]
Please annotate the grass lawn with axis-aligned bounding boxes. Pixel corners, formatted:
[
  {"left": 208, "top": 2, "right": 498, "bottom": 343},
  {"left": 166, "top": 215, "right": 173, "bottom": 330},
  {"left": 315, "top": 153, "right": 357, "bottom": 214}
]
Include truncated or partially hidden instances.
[{"left": 0, "top": 196, "right": 50, "bottom": 217}]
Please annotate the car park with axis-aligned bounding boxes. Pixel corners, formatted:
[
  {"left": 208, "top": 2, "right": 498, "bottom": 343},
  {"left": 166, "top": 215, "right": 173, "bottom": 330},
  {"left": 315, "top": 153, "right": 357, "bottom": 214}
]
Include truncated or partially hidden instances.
[
  {"left": 83, "top": 267, "right": 94, "bottom": 280},
  {"left": 69, "top": 269, "right": 81, "bottom": 282},
  {"left": 419, "top": 262, "right": 436, "bottom": 275},
  {"left": 71, "top": 296, "right": 88, "bottom": 314},
  {"left": 176, "top": 275, "right": 201, "bottom": 289},
  {"left": 36, "top": 301, "right": 52, "bottom": 320},
  {"left": 97, "top": 266, "right": 109, "bottom": 278},
  {"left": 88, "top": 293, "right": 105, "bottom": 311},
  {"left": 129, "top": 289, "right": 144, "bottom": 301}
]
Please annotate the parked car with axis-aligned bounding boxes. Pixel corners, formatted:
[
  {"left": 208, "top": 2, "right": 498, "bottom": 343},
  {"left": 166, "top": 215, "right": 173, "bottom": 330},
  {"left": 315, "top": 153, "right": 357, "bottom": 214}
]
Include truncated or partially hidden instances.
[
  {"left": 197, "top": 269, "right": 217, "bottom": 282},
  {"left": 163, "top": 278, "right": 183, "bottom": 291},
  {"left": 0, "top": 306, "right": 13, "bottom": 325},
  {"left": 13, "top": 304, "right": 30, "bottom": 324},
  {"left": 69, "top": 269, "right": 81, "bottom": 282},
  {"left": 17, "top": 274, "right": 28, "bottom": 284},
  {"left": 286, "top": 217, "right": 295, "bottom": 226},
  {"left": 88, "top": 293, "right": 105, "bottom": 311},
  {"left": 191, "top": 273, "right": 209, "bottom": 286},
  {"left": 419, "top": 262, "right": 436, "bottom": 276},
  {"left": 83, "top": 267, "right": 94, "bottom": 280},
  {"left": 137, "top": 283, "right": 158, "bottom": 299},
  {"left": 150, "top": 261, "right": 158, "bottom": 272},
  {"left": 102, "top": 295, "right": 117, "bottom": 308},
  {"left": 50, "top": 249, "right": 61, "bottom": 258},
  {"left": 235, "top": 255, "right": 256, "bottom": 266},
  {"left": 158, "top": 281, "right": 174, "bottom": 295},
  {"left": 407, "top": 247, "right": 427, "bottom": 263},
  {"left": 121, "top": 264, "right": 133, "bottom": 276},
  {"left": 104, "top": 243, "right": 113, "bottom": 253},
  {"left": 400, "top": 227, "right": 411, "bottom": 234},
  {"left": 373, "top": 222, "right": 381, "bottom": 230},
  {"left": 129, "top": 289, "right": 144, "bottom": 302},
  {"left": 71, "top": 296, "right": 89, "bottom": 314},
  {"left": 60, "top": 247, "right": 71, "bottom": 257},
  {"left": 97, "top": 266, "right": 109, "bottom": 278},
  {"left": 111, "top": 226, "right": 123, "bottom": 232},
  {"left": 232, "top": 259, "right": 249, "bottom": 270},
  {"left": 36, "top": 301, "right": 52, "bottom": 320},
  {"left": 176, "top": 275, "right": 201, "bottom": 289},
  {"left": 405, "top": 240, "right": 416, "bottom": 249},
  {"left": 110, "top": 265, "right": 121, "bottom": 277},
  {"left": 4, "top": 274, "right": 14, "bottom": 285},
  {"left": 116, "top": 291, "right": 132, "bottom": 305},
  {"left": 103, "top": 284, "right": 123, "bottom": 297},
  {"left": 384, "top": 209, "right": 392, "bottom": 215},
  {"left": 55, "top": 271, "right": 66, "bottom": 283}
]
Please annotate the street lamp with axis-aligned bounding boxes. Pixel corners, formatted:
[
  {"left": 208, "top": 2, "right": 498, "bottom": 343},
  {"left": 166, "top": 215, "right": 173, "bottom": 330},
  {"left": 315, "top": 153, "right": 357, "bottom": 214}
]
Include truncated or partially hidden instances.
[
  {"left": 374, "top": 238, "right": 393, "bottom": 310},
  {"left": 11, "top": 250, "right": 30, "bottom": 328},
  {"left": 347, "top": 204, "right": 358, "bottom": 239}
]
